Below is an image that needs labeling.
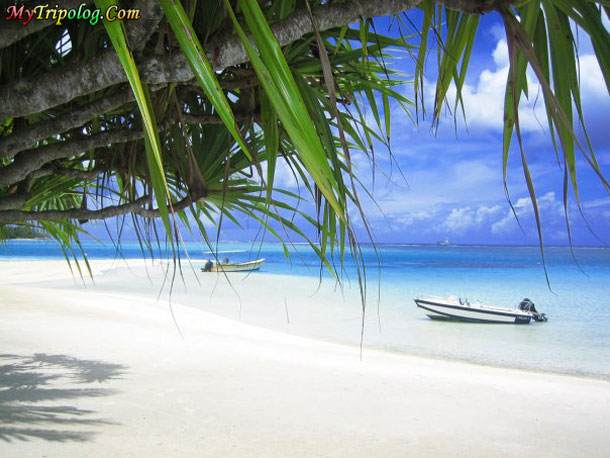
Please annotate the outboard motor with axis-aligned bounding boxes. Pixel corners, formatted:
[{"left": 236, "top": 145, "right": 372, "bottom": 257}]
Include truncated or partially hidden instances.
[{"left": 519, "top": 298, "right": 548, "bottom": 322}]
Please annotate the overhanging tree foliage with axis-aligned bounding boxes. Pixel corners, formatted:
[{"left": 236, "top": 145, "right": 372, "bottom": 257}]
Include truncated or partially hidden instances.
[{"left": 0, "top": 0, "right": 608, "bottom": 276}]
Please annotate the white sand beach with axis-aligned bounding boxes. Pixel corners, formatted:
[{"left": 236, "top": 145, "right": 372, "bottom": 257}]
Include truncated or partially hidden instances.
[{"left": 1, "top": 260, "right": 609, "bottom": 457}]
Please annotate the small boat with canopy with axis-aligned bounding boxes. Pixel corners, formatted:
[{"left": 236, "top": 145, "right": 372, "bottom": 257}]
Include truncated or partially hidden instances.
[{"left": 201, "top": 258, "right": 265, "bottom": 273}]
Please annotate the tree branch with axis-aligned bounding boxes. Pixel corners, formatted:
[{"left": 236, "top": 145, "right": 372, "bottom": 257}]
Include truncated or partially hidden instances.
[
  {"left": 220, "top": 74, "right": 259, "bottom": 90},
  {"left": 0, "top": 192, "right": 201, "bottom": 223},
  {"left": 0, "top": 195, "right": 152, "bottom": 224},
  {"left": 0, "top": 129, "right": 145, "bottom": 188},
  {"left": 0, "top": 85, "right": 136, "bottom": 161},
  {"left": 0, "top": 115, "right": 178, "bottom": 189},
  {"left": 435, "top": 0, "right": 513, "bottom": 14},
  {"left": 0, "top": 0, "right": 422, "bottom": 120},
  {"left": 0, "top": 74, "right": 258, "bottom": 161},
  {"left": 124, "top": 0, "right": 163, "bottom": 51},
  {"left": 181, "top": 112, "right": 260, "bottom": 125},
  {"left": 137, "top": 195, "right": 194, "bottom": 218},
  {"left": 0, "top": 194, "right": 27, "bottom": 211},
  {"left": 0, "top": 0, "right": 162, "bottom": 119},
  {"left": 0, "top": 48, "right": 125, "bottom": 120},
  {"left": 29, "top": 164, "right": 109, "bottom": 181}
]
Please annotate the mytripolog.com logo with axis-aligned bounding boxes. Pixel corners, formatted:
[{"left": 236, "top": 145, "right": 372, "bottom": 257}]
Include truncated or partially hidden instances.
[{"left": 5, "top": 3, "right": 140, "bottom": 26}]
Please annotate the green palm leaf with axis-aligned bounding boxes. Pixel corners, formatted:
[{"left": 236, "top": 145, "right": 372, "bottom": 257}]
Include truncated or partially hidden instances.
[
  {"left": 223, "top": 0, "right": 345, "bottom": 219},
  {"left": 159, "top": 0, "right": 257, "bottom": 164},
  {"left": 94, "top": 0, "right": 171, "bottom": 234}
]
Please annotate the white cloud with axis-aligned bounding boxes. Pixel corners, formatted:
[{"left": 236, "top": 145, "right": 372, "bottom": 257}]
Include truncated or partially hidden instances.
[
  {"left": 364, "top": 183, "right": 609, "bottom": 244},
  {"left": 584, "top": 197, "right": 610, "bottom": 209},
  {"left": 475, "top": 205, "right": 503, "bottom": 224},
  {"left": 348, "top": 31, "right": 609, "bottom": 244},
  {"left": 426, "top": 38, "right": 607, "bottom": 136},
  {"left": 579, "top": 54, "right": 607, "bottom": 99},
  {"left": 371, "top": 190, "right": 574, "bottom": 239},
  {"left": 377, "top": 201, "right": 507, "bottom": 237},
  {"left": 394, "top": 210, "right": 432, "bottom": 228},
  {"left": 440, "top": 39, "right": 546, "bottom": 132},
  {"left": 492, "top": 191, "right": 563, "bottom": 234},
  {"left": 436, "top": 204, "right": 503, "bottom": 235},
  {"left": 260, "top": 158, "right": 300, "bottom": 189},
  {"left": 439, "top": 206, "right": 475, "bottom": 233},
  {"left": 365, "top": 156, "right": 506, "bottom": 222}
]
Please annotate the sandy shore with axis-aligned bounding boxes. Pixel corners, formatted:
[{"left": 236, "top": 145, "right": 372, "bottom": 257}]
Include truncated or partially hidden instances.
[{"left": 1, "top": 260, "right": 609, "bottom": 457}]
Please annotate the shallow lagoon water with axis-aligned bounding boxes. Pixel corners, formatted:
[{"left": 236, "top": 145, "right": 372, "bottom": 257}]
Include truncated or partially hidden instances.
[{"left": 3, "top": 240, "right": 609, "bottom": 378}]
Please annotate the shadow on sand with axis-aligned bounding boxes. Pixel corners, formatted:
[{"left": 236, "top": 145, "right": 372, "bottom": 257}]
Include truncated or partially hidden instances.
[{"left": 0, "top": 353, "right": 126, "bottom": 443}]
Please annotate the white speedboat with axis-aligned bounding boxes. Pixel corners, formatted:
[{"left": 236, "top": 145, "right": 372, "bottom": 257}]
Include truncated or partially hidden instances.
[{"left": 414, "top": 295, "right": 547, "bottom": 324}]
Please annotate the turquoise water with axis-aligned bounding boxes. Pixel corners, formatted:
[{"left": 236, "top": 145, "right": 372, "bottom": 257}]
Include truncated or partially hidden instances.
[{"left": 2, "top": 240, "right": 610, "bottom": 378}]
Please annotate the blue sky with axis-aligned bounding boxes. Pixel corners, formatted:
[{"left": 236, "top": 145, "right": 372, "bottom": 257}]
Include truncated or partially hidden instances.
[
  {"left": 89, "top": 11, "right": 609, "bottom": 246},
  {"left": 353, "top": 12, "right": 610, "bottom": 246},
  {"left": 266, "top": 12, "right": 610, "bottom": 246}
]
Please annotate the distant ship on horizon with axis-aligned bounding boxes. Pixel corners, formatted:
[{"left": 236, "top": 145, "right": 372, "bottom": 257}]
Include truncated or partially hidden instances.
[{"left": 437, "top": 237, "right": 453, "bottom": 246}]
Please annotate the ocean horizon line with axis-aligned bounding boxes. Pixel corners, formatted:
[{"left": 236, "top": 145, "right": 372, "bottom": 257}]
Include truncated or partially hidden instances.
[{"left": 3, "top": 238, "right": 608, "bottom": 250}]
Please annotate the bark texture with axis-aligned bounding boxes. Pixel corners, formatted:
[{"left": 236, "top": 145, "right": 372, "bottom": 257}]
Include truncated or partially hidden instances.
[
  {"left": 0, "top": 195, "right": 151, "bottom": 224},
  {"left": 438, "top": 0, "right": 513, "bottom": 14},
  {"left": 0, "top": 192, "right": 201, "bottom": 223},
  {"left": 0, "top": 85, "right": 136, "bottom": 161},
  {"left": 0, "top": 0, "right": 422, "bottom": 119},
  {"left": 0, "top": 129, "right": 145, "bottom": 188}
]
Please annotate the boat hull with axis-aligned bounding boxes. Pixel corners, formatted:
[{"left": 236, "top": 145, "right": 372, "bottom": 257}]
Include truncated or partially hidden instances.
[
  {"left": 415, "top": 298, "right": 532, "bottom": 324},
  {"left": 209, "top": 259, "right": 265, "bottom": 273}
]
